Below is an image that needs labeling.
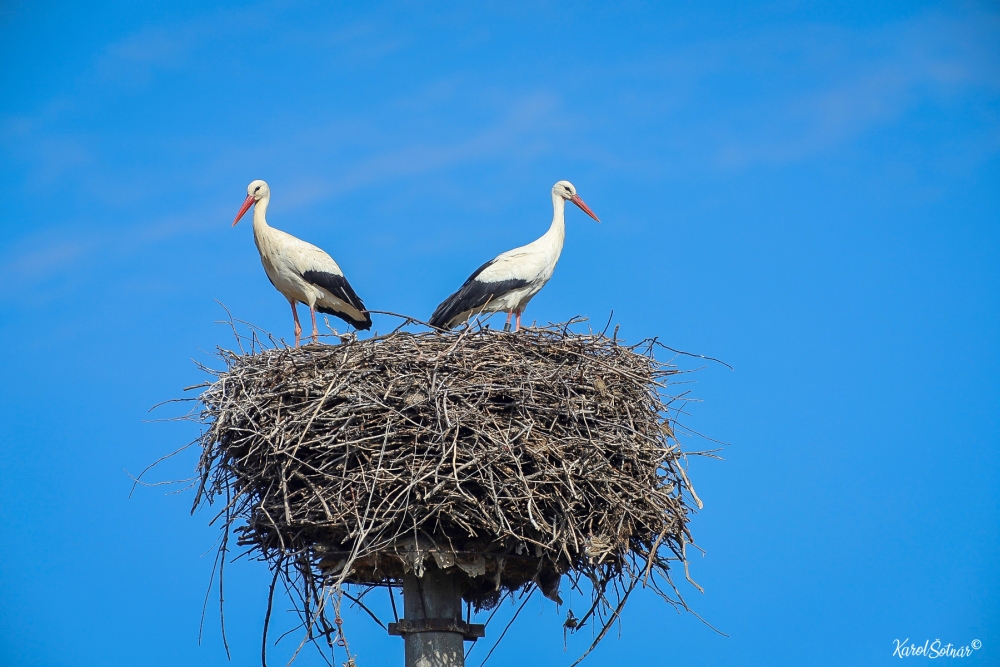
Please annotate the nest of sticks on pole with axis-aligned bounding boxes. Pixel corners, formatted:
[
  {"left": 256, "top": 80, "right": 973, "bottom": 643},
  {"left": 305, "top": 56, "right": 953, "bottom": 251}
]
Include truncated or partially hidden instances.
[{"left": 190, "top": 317, "right": 710, "bottom": 663}]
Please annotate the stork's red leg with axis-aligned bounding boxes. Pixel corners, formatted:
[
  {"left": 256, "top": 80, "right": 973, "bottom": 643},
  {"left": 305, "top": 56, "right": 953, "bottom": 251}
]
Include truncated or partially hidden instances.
[
  {"left": 515, "top": 310, "right": 522, "bottom": 331},
  {"left": 310, "top": 306, "right": 319, "bottom": 343},
  {"left": 290, "top": 301, "right": 302, "bottom": 348},
  {"left": 504, "top": 311, "right": 513, "bottom": 332}
]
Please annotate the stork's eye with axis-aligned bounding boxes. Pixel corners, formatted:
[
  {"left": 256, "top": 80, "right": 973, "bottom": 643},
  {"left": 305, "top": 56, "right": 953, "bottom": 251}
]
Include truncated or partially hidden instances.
[{"left": 254, "top": 186, "right": 261, "bottom": 193}]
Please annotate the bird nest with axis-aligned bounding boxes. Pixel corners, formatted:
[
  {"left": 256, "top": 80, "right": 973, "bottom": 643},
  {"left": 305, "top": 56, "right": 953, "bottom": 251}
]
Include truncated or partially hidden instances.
[{"left": 189, "top": 318, "right": 711, "bottom": 663}]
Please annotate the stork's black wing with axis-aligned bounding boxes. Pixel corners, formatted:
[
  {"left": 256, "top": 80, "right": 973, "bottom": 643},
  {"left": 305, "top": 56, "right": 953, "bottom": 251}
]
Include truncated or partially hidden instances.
[
  {"left": 302, "top": 270, "right": 373, "bottom": 330},
  {"left": 428, "top": 259, "right": 530, "bottom": 329}
]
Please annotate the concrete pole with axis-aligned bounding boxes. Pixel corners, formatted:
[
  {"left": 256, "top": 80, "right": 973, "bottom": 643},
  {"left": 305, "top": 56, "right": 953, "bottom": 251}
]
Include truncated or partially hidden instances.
[{"left": 401, "top": 564, "right": 466, "bottom": 667}]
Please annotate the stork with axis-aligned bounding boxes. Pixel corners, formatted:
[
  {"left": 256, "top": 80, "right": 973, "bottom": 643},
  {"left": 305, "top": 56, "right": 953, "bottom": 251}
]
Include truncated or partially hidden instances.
[
  {"left": 232, "top": 180, "right": 372, "bottom": 347},
  {"left": 429, "top": 180, "right": 600, "bottom": 331}
]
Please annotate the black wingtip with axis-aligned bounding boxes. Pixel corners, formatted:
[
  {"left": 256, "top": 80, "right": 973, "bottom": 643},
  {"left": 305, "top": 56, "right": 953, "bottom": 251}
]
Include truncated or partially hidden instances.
[
  {"left": 316, "top": 305, "right": 372, "bottom": 331},
  {"left": 427, "top": 311, "right": 451, "bottom": 330},
  {"left": 428, "top": 297, "right": 455, "bottom": 330},
  {"left": 355, "top": 313, "right": 373, "bottom": 331}
]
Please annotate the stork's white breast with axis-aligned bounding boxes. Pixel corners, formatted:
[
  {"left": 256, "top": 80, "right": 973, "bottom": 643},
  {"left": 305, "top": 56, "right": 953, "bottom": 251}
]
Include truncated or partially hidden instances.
[{"left": 255, "top": 226, "right": 344, "bottom": 304}]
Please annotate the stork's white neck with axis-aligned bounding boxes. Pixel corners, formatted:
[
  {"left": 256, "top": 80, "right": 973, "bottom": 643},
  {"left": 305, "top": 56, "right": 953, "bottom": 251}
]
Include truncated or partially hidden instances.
[
  {"left": 252, "top": 194, "right": 271, "bottom": 232},
  {"left": 546, "top": 192, "right": 567, "bottom": 245}
]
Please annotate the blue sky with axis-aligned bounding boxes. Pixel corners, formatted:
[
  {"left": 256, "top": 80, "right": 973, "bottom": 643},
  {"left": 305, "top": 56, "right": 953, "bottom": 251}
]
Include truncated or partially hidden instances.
[{"left": 1, "top": 1, "right": 998, "bottom": 666}]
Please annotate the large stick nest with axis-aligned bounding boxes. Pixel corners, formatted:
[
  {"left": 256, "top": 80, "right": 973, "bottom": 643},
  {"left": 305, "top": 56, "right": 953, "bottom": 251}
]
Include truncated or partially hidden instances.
[{"left": 191, "top": 319, "right": 707, "bottom": 660}]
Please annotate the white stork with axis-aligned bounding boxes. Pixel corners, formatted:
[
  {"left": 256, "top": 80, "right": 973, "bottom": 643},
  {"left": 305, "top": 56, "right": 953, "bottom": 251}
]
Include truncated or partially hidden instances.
[
  {"left": 429, "top": 180, "right": 600, "bottom": 331},
  {"left": 232, "top": 179, "right": 372, "bottom": 347}
]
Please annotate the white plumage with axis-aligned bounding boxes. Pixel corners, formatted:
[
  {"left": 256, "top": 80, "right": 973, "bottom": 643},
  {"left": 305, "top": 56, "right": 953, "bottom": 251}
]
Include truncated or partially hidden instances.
[
  {"left": 233, "top": 180, "right": 372, "bottom": 347},
  {"left": 429, "top": 180, "right": 601, "bottom": 331}
]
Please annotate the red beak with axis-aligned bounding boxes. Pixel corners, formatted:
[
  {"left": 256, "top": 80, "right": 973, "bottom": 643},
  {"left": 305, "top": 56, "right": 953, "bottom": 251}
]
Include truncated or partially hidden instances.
[
  {"left": 570, "top": 194, "right": 601, "bottom": 223},
  {"left": 233, "top": 194, "right": 256, "bottom": 226}
]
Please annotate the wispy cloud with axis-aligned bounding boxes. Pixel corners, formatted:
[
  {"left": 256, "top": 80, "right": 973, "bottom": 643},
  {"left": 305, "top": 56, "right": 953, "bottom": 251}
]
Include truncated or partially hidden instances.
[
  {"left": 0, "top": 203, "right": 241, "bottom": 306},
  {"left": 0, "top": 87, "right": 563, "bottom": 303},
  {"left": 91, "top": 6, "right": 256, "bottom": 86},
  {"left": 554, "top": 9, "right": 1000, "bottom": 174},
  {"left": 1, "top": 236, "right": 89, "bottom": 281},
  {"left": 684, "top": 12, "right": 1000, "bottom": 168},
  {"left": 278, "top": 92, "right": 561, "bottom": 207}
]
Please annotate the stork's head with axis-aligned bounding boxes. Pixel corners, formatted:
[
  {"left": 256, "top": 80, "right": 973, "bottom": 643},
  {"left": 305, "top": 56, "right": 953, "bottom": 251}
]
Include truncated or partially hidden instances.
[
  {"left": 553, "top": 180, "right": 600, "bottom": 223},
  {"left": 233, "top": 179, "right": 270, "bottom": 226}
]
